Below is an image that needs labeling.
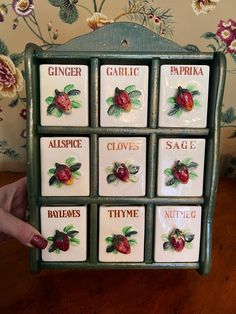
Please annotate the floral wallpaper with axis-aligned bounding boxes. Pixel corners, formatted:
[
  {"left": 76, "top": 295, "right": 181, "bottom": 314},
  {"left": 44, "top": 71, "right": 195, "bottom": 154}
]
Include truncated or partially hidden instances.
[{"left": 0, "top": 0, "right": 235, "bottom": 175}]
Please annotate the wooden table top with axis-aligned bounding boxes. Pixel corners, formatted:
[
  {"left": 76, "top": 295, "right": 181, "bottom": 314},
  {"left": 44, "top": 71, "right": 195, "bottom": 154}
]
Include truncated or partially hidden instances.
[{"left": 0, "top": 172, "right": 235, "bottom": 314}]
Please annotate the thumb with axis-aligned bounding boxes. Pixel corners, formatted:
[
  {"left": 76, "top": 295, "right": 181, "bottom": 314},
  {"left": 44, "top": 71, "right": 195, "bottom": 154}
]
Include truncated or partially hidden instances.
[{"left": 0, "top": 208, "right": 48, "bottom": 249}]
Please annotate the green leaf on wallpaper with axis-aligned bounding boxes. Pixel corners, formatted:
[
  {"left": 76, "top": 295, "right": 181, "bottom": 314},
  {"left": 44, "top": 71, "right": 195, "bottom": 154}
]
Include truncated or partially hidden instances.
[
  {"left": 182, "top": 44, "right": 200, "bottom": 53},
  {"left": 8, "top": 97, "right": 19, "bottom": 108},
  {"left": 0, "top": 39, "right": 9, "bottom": 56},
  {"left": 221, "top": 107, "right": 236, "bottom": 125},
  {"left": 10, "top": 53, "right": 24, "bottom": 67},
  {"left": 201, "top": 32, "right": 219, "bottom": 44},
  {"left": 59, "top": 2, "right": 78, "bottom": 24},
  {"left": 207, "top": 44, "right": 216, "bottom": 52},
  {"left": 48, "top": 0, "right": 64, "bottom": 6}
]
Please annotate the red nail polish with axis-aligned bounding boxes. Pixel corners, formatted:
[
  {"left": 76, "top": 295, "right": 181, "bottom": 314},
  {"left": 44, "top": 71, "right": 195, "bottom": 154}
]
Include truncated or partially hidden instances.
[{"left": 30, "top": 235, "right": 48, "bottom": 249}]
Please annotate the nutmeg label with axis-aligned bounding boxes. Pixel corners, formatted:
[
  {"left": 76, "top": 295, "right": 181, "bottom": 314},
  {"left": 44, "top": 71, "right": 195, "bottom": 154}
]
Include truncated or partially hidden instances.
[
  {"left": 157, "top": 138, "right": 205, "bottom": 197},
  {"left": 99, "top": 137, "right": 146, "bottom": 196},
  {"left": 41, "top": 206, "right": 87, "bottom": 262},
  {"left": 100, "top": 65, "right": 149, "bottom": 127},
  {"left": 158, "top": 64, "right": 209, "bottom": 128},
  {"left": 40, "top": 64, "right": 89, "bottom": 127},
  {"left": 40, "top": 137, "right": 90, "bottom": 196},
  {"left": 99, "top": 206, "right": 145, "bottom": 262},
  {"left": 154, "top": 206, "right": 201, "bottom": 263}
]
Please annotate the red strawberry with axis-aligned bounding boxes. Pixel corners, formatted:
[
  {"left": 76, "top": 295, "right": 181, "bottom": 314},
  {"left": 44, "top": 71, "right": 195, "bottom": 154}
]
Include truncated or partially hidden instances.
[
  {"left": 55, "top": 163, "right": 73, "bottom": 185},
  {"left": 169, "top": 230, "right": 185, "bottom": 252},
  {"left": 172, "top": 160, "right": 189, "bottom": 184},
  {"left": 53, "top": 230, "right": 70, "bottom": 251},
  {"left": 113, "top": 235, "right": 131, "bottom": 254},
  {"left": 54, "top": 89, "right": 72, "bottom": 113},
  {"left": 114, "top": 163, "right": 130, "bottom": 182},
  {"left": 114, "top": 87, "right": 131, "bottom": 112},
  {"left": 175, "top": 86, "right": 194, "bottom": 111}
]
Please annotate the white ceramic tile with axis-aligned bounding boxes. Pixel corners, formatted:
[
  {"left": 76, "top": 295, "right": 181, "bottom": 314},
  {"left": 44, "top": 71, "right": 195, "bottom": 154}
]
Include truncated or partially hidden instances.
[
  {"left": 100, "top": 65, "right": 149, "bottom": 127},
  {"left": 99, "top": 137, "right": 146, "bottom": 196},
  {"left": 40, "top": 137, "right": 90, "bottom": 196},
  {"left": 157, "top": 138, "right": 205, "bottom": 196},
  {"left": 99, "top": 206, "right": 145, "bottom": 262},
  {"left": 40, "top": 64, "right": 89, "bottom": 126},
  {"left": 154, "top": 206, "right": 201, "bottom": 262},
  {"left": 41, "top": 206, "right": 87, "bottom": 262},
  {"left": 158, "top": 65, "right": 210, "bottom": 128}
]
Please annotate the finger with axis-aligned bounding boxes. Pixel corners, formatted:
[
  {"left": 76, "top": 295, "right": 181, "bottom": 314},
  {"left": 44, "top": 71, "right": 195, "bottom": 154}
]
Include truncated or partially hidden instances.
[
  {"left": 0, "top": 208, "right": 47, "bottom": 249},
  {"left": 0, "top": 177, "right": 27, "bottom": 216}
]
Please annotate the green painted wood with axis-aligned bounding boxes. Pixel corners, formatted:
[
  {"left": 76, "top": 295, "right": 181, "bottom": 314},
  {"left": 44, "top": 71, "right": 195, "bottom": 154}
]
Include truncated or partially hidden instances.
[{"left": 25, "top": 22, "right": 226, "bottom": 274}]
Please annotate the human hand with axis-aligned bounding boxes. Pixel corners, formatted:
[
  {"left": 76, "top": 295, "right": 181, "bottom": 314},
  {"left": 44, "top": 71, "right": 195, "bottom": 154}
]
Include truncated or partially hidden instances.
[{"left": 0, "top": 177, "right": 47, "bottom": 249}]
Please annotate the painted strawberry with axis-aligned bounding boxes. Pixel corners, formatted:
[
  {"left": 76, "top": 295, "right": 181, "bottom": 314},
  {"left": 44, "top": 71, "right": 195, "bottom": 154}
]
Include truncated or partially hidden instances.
[
  {"left": 53, "top": 230, "right": 70, "bottom": 252},
  {"left": 172, "top": 160, "right": 189, "bottom": 184},
  {"left": 114, "top": 87, "right": 131, "bottom": 112},
  {"left": 53, "top": 89, "right": 72, "bottom": 113},
  {"left": 48, "top": 225, "right": 80, "bottom": 253},
  {"left": 163, "top": 228, "right": 195, "bottom": 252},
  {"left": 114, "top": 163, "right": 130, "bottom": 182},
  {"left": 49, "top": 161, "right": 81, "bottom": 186},
  {"left": 169, "top": 229, "right": 185, "bottom": 252},
  {"left": 113, "top": 234, "right": 131, "bottom": 254},
  {"left": 106, "top": 226, "right": 137, "bottom": 255},
  {"left": 175, "top": 86, "right": 194, "bottom": 112}
]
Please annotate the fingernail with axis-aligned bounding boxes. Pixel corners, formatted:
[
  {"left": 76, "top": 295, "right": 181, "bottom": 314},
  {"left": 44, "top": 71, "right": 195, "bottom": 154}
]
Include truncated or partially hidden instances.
[{"left": 30, "top": 235, "right": 48, "bottom": 249}]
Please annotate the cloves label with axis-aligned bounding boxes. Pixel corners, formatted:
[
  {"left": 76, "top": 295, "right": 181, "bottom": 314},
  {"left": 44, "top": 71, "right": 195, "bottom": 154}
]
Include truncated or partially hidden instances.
[{"left": 99, "top": 137, "right": 146, "bottom": 196}]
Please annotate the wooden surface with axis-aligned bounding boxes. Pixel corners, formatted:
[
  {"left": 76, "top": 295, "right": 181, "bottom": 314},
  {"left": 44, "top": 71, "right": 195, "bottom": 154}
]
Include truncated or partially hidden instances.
[{"left": 0, "top": 172, "right": 235, "bottom": 314}]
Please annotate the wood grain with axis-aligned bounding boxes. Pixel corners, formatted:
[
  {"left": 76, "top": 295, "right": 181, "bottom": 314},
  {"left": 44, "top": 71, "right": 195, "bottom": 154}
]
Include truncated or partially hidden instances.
[{"left": 0, "top": 173, "right": 235, "bottom": 314}]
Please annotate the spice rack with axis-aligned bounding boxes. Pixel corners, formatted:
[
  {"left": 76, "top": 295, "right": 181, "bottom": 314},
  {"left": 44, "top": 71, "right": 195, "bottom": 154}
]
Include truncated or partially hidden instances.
[{"left": 25, "top": 22, "right": 226, "bottom": 274}]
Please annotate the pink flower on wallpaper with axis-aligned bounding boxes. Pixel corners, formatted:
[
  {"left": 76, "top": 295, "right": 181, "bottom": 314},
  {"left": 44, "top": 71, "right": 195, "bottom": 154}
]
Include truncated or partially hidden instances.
[
  {"left": 216, "top": 19, "right": 236, "bottom": 53},
  {"left": 0, "top": 54, "right": 23, "bottom": 98},
  {"left": 227, "top": 39, "right": 236, "bottom": 54},
  {"left": 192, "top": 0, "right": 220, "bottom": 15},
  {"left": 12, "top": 0, "right": 34, "bottom": 17}
]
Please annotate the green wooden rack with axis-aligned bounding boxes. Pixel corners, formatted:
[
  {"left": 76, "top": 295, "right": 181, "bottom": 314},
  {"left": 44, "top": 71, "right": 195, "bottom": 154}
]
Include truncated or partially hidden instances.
[{"left": 25, "top": 22, "right": 226, "bottom": 275}]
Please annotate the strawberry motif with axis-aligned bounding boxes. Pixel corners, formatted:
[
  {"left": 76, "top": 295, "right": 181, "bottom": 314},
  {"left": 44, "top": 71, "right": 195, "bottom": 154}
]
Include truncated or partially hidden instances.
[
  {"left": 47, "top": 225, "right": 80, "bottom": 253},
  {"left": 105, "top": 226, "right": 138, "bottom": 255},
  {"left": 175, "top": 86, "right": 194, "bottom": 111},
  {"left": 46, "top": 84, "right": 81, "bottom": 117},
  {"left": 169, "top": 233, "right": 185, "bottom": 252},
  {"left": 54, "top": 89, "right": 72, "bottom": 113},
  {"left": 53, "top": 230, "right": 70, "bottom": 251},
  {"left": 163, "top": 228, "right": 195, "bottom": 253},
  {"left": 48, "top": 159, "right": 81, "bottom": 187},
  {"left": 54, "top": 163, "right": 73, "bottom": 184},
  {"left": 114, "top": 163, "right": 130, "bottom": 182},
  {"left": 114, "top": 87, "right": 131, "bottom": 112},
  {"left": 172, "top": 160, "right": 189, "bottom": 184},
  {"left": 113, "top": 235, "right": 131, "bottom": 254}
]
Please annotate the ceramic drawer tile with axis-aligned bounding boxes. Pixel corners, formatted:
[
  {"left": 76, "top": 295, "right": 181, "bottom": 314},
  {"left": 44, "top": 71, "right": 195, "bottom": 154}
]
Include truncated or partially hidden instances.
[
  {"left": 99, "top": 206, "right": 145, "bottom": 262},
  {"left": 157, "top": 138, "right": 205, "bottom": 196},
  {"left": 41, "top": 206, "right": 87, "bottom": 262},
  {"left": 158, "top": 65, "right": 210, "bottom": 128},
  {"left": 100, "top": 65, "right": 149, "bottom": 127},
  {"left": 99, "top": 137, "right": 146, "bottom": 196},
  {"left": 40, "top": 64, "right": 89, "bottom": 126},
  {"left": 40, "top": 137, "right": 90, "bottom": 196},
  {"left": 154, "top": 206, "right": 201, "bottom": 262}
]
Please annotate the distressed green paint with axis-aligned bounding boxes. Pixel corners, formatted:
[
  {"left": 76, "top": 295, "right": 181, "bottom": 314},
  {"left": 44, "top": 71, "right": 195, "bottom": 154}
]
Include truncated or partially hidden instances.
[{"left": 25, "top": 22, "right": 226, "bottom": 274}]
